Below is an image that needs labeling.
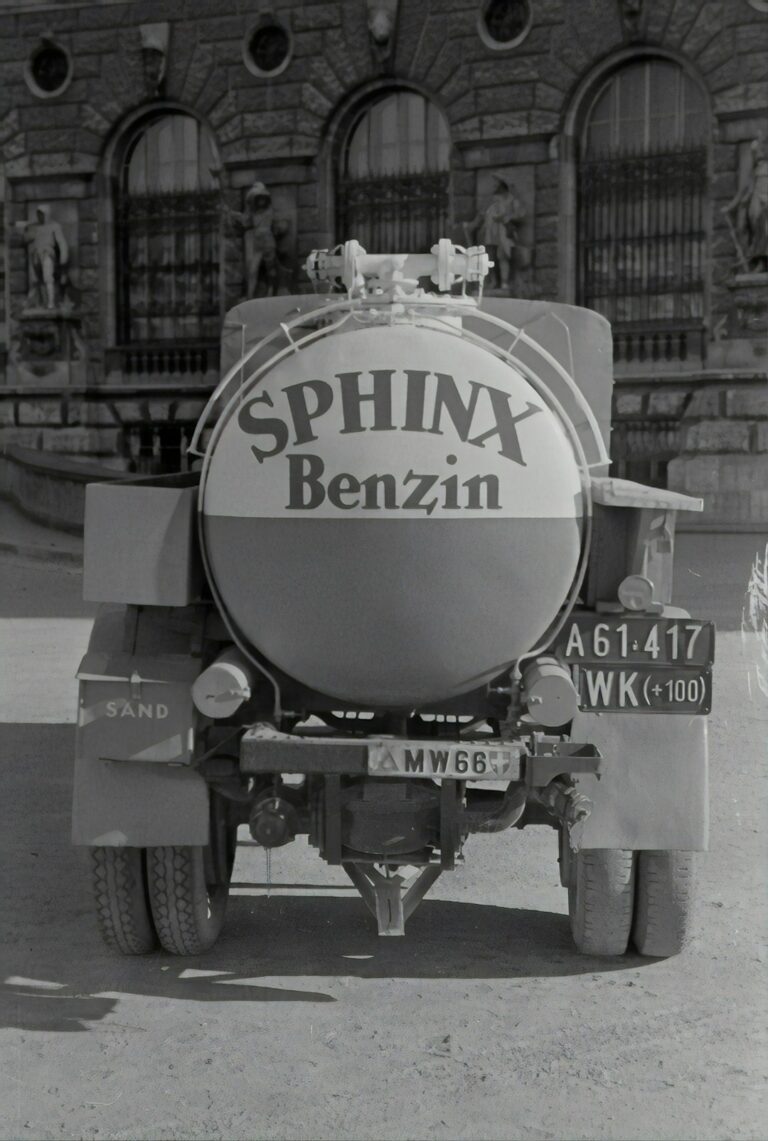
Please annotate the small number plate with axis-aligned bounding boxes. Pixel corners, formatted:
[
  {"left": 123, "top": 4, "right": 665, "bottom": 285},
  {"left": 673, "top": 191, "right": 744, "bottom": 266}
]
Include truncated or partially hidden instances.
[
  {"left": 571, "top": 663, "right": 712, "bottom": 714},
  {"left": 556, "top": 615, "right": 715, "bottom": 668},
  {"left": 368, "top": 741, "right": 521, "bottom": 780}
]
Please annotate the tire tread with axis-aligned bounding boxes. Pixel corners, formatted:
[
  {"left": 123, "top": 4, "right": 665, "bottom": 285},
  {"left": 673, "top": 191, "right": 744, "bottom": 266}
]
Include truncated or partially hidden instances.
[
  {"left": 91, "top": 847, "right": 157, "bottom": 955},
  {"left": 633, "top": 850, "right": 698, "bottom": 957},
  {"left": 569, "top": 848, "right": 635, "bottom": 956},
  {"left": 148, "top": 845, "right": 225, "bottom": 956}
]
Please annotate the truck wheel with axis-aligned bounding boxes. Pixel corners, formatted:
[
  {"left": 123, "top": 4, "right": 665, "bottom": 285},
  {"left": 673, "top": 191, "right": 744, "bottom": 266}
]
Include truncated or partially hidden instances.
[
  {"left": 632, "top": 850, "right": 699, "bottom": 957},
  {"left": 91, "top": 846, "right": 157, "bottom": 955},
  {"left": 567, "top": 848, "right": 635, "bottom": 956},
  {"left": 146, "top": 845, "right": 231, "bottom": 955}
]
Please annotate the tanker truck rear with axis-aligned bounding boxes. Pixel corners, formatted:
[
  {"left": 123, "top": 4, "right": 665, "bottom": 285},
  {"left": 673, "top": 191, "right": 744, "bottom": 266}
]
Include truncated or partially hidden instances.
[{"left": 74, "top": 240, "right": 713, "bottom": 957}]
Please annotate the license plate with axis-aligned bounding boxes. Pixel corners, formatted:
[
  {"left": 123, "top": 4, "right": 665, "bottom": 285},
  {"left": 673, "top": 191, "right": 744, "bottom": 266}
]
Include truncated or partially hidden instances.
[
  {"left": 556, "top": 615, "right": 715, "bottom": 668},
  {"left": 368, "top": 741, "right": 521, "bottom": 780},
  {"left": 571, "top": 663, "right": 712, "bottom": 714}
]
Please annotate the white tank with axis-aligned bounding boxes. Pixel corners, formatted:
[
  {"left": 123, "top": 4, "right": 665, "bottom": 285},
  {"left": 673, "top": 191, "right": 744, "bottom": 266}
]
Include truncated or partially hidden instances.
[{"left": 200, "top": 319, "right": 584, "bottom": 707}]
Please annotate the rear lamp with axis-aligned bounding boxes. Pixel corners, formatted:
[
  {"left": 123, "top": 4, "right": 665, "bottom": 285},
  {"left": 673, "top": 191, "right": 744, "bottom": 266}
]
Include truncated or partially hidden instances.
[{"left": 617, "top": 574, "right": 655, "bottom": 612}]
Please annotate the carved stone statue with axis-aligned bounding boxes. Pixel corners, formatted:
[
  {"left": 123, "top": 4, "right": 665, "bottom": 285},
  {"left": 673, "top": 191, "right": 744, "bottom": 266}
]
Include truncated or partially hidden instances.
[
  {"left": 366, "top": 0, "right": 399, "bottom": 62},
  {"left": 139, "top": 22, "right": 169, "bottom": 97},
  {"left": 16, "top": 204, "right": 69, "bottom": 310},
  {"left": 463, "top": 175, "right": 528, "bottom": 293},
  {"left": 228, "top": 182, "right": 289, "bottom": 298},
  {"left": 722, "top": 135, "right": 768, "bottom": 275}
]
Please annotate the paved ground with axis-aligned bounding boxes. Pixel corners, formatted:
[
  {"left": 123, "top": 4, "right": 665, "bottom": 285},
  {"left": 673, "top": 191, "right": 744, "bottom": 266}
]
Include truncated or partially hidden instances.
[{"left": 0, "top": 535, "right": 766, "bottom": 1140}]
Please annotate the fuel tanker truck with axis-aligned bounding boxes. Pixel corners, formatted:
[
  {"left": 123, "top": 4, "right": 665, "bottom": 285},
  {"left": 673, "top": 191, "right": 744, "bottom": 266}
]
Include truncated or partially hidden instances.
[{"left": 74, "top": 239, "right": 713, "bottom": 958}]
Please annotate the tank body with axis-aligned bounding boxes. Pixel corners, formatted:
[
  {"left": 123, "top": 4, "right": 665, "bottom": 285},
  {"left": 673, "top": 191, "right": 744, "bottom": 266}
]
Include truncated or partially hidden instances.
[{"left": 201, "top": 322, "right": 583, "bottom": 706}]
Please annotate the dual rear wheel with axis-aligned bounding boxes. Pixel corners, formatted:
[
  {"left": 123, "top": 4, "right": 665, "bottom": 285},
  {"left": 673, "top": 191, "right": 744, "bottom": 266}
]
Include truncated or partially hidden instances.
[
  {"left": 90, "top": 800, "right": 237, "bottom": 956},
  {"left": 560, "top": 830, "right": 699, "bottom": 957}
]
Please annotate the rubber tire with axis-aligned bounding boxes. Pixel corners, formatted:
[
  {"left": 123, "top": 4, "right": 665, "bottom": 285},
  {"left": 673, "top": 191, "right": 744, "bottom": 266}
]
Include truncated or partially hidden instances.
[
  {"left": 147, "top": 845, "right": 229, "bottom": 955},
  {"left": 568, "top": 848, "right": 636, "bottom": 956},
  {"left": 632, "top": 850, "right": 699, "bottom": 958},
  {"left": 91, "top": 846, "right": 158, "bottom": 955}
]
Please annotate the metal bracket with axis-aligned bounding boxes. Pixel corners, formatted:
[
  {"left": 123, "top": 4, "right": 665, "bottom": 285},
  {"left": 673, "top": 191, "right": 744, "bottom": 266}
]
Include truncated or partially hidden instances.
[
  {"left": 524, "top": 739, "right": 602, "bottom": 788},
  {"left": 343, "top": 862, "right": 442, "bottom": 936}
]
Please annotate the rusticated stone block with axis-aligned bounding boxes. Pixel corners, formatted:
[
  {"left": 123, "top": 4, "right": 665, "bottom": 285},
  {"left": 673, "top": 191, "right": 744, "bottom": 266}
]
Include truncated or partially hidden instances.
[
  {"left": 614, "top": 393, "right": 644, "bottom": 417},
  {"left": 112, "top": 401, "right": 146, "bottom": 423},
  {"left": 453, "top": 117, "right": 482, "bottom": 142},
  {"left": 648, "top": 391, "right": 687, "bottom": 417},
  {"left": 682, "top": 1, "right": 725, "bottom": 58},
  {"left": 470, "top": 58, "right": 541, "bottom": 85},
  {"left": 182, "top": 42, "right": 216, "bottom": 107},
  {"left": 535, "top": 82, "right": 565, "bottom": 113},
  {"left": 147, "top": 400, "right": 172, "bottom": 421},
  {"left": 754, "top": 423, "right": 768, "bottom": 452},
  {"left": 18, "top": 400, "right": 62, "bottom": 426},
  {"left": 481, "top": 111, "right": 528, "bottom": 138},
  {"left": 308, "top": 57, "right": 345, "bottom": 103},
  {"left": 293, "top": 3, "right": 342, "bottom": 31},
  {"left": 20, "top": 104, "right": 75, "bottom": 130},
  {"left": 174, "top": 400, "right": 207, "bottom": 422},
  {"left": 0, "top": 400, "right": 16, "bottom": 426},
  {"left": 81, "top": 103, "right": 112, "bottom": 137},
  {"left": 697, "top": 489, "right": 767, "bottom": 525},
  {"left": 41, "top": 427, "right": 121, "bottom": 455},
  {"left": 298, "top": 82, "right": 333, "bottom": 120},
  {"left": 686, "top": 388, "right": 723, "bottom": 417},
  {"left": 685, "top": 420, "right": 751, "bottom": 453},
  {"left": 533, "top": 240, "right": 559, "bottom": 270},
  {"left": 528, "top": 110, "right": 560, "bottom": 135},
  {"left": 736, "top": 20, "right": 768, "bottom": 52},
  {"left": 726, "top": 389, "right": 768, "bottom": 418},
  {"left": 535, "top": 186, "right": 559, "bottom": 215},
  {"left": 77, "top": 3, "right": 132, "bottom": 29},
  {"left": 667, "top": 455, "right": 719, "bottom": 493},
  {"left": 664, "top": 0, "right": 703, "bottom": 47},
  {"left": 209, "top": 90, "right": 238, "bottom": 129},
  {"left": 477, "top": 84, "right": 534, "bottom": 114},
  {"left": 243, "top": 110, "right": 296, "bottom": 136},
  {"left": 536, "top": 215, "right": 559, "bottom": 243},
  {"left": 719, "top": 455, "right": 768, "bottom": 491},
  {"left": 0, "top": 427, "right": 44, "bottom": 449},
  {"left": 76, "top": 29, "right": 120, "bottom": 54},
  {"left": 448, "top": 91, "right": 476, "bottom": 121},
  {"left": 218, "top": 115, "right": 243, "bottom": 145},
  {"left": 65, "top": 401, "right": 118, "bottom": 428}
]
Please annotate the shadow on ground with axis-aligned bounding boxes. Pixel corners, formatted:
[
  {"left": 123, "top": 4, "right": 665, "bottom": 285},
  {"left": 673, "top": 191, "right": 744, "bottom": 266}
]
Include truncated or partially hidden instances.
[{"left": 1, "top": 893, "right": 649, "bottom": 1034}]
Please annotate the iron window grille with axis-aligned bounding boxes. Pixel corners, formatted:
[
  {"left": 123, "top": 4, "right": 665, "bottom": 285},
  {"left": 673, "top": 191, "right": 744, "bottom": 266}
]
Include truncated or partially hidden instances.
[{"left": 578, "top": 145, "right": 708, "bottom": 365}]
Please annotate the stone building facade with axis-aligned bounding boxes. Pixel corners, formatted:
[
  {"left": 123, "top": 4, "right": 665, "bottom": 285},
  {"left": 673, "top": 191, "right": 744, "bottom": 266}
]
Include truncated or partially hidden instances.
[{"left": 0, "top": 0, "right": 766, "bottom": 527}]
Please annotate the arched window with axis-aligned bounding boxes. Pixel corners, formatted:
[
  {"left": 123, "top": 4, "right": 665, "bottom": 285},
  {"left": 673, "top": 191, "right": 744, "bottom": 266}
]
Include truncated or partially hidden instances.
[
  {"left": 337, "top": 90, "right": 451, "bottom": 253},
  {"left": 116, "top": 113, "right": 221, "bottom": 346},
  {"left": 578, "top": 60, "right": 709, "bottom": 363}
]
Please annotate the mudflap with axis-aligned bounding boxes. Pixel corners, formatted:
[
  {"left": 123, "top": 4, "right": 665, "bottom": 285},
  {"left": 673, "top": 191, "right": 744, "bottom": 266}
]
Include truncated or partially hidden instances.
[
  {"left": 570, "top": 711, "right": 708, "bottom": 851},
  {"left": 72, "top": 756, "right": 209, "bottom": 847},
  {"left": 71, "top": 604, "right": 209, "bottom": 847}
]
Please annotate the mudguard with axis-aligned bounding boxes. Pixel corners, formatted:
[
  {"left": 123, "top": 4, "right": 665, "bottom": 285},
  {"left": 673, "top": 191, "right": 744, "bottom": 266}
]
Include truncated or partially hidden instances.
[
  {"left": 71, "top": 605, "right": 209, "bottom": 847},
  {"left": 570, "top": 710, "right": 708, "bottom": 850}
]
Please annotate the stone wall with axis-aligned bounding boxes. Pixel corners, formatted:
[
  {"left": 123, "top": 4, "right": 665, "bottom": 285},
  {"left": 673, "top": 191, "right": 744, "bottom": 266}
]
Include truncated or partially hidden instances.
[
  {"left": 668, "top": 383, "right": 768, "bottom": 529},
  {"left": 0, "top": 0, "right": 765, "bottom": 522}
]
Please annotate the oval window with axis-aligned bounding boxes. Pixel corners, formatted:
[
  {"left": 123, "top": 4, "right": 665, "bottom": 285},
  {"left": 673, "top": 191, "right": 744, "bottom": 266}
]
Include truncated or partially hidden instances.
[
  {"left": 25, "top": 42, "right": 73, "bottom": 98},
  {"left": 243, "top": 19, "right": 293, "bottom": 78},
  {"left": 478, "top": 0, "right": 533, "bottom": 50}
]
